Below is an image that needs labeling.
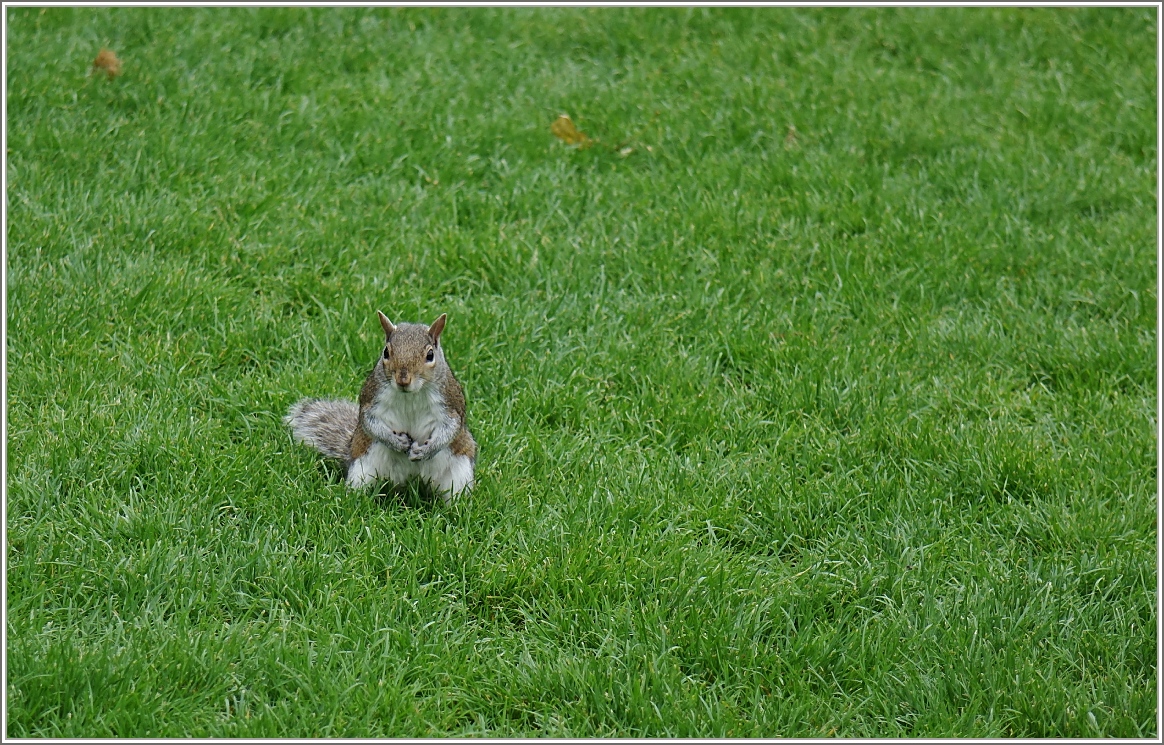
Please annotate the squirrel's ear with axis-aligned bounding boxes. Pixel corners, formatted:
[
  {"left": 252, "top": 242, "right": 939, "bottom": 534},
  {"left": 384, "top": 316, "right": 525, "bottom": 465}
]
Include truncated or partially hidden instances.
[
  {"left": 377, "top": 311, "right": 395, "bottom": 337},
  {"left": 428, "top": 313, "right": 447, "bottom": 343}
]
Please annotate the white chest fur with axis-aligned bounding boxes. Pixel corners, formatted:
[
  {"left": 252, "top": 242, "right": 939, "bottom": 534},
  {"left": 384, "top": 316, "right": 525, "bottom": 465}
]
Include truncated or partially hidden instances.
[{"left": 370, "top": 384, "right": 447, "bottom": 443}]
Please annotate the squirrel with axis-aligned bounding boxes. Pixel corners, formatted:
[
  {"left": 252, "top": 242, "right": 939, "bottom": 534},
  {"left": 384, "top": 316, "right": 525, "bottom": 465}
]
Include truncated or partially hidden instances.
[{"left": 284, "top": 311, "right": 477, "bottom": 501}]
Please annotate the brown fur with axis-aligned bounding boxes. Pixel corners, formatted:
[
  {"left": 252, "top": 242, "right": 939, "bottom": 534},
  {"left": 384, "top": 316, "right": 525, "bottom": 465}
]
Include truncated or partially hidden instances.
[
  {"left": 450, "top": 427, "right": 477, "bottom": 461},
  {"left": 349, "top": 426, "right": 373, "bottom": 461},
  {"left": 358, "top": 366, "right": 380, "bottom": 409}
]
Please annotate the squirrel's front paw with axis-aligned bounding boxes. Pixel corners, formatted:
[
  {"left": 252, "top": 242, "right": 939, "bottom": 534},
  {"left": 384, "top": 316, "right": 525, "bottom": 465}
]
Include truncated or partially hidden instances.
[
  {"left": 385, "top": 430, "right": 413, "bottom": 452},
  {"left": 408, "top": 440, "right": 432, "bottom": 461}
]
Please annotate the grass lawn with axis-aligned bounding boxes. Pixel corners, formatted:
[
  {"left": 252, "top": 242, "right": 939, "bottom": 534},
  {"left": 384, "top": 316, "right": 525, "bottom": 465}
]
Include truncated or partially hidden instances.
[{"left": 5, "top": 6, "right": 1157, "bottom": 737}]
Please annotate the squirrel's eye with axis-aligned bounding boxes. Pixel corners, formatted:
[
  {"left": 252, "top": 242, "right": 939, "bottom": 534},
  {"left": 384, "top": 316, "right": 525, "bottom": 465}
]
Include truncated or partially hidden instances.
[
  {"left": 425, "top": 348, "right": 435, "bottom": 363},
  {"left": 383, "top": 345, "right": 391, "bottom": 359}
]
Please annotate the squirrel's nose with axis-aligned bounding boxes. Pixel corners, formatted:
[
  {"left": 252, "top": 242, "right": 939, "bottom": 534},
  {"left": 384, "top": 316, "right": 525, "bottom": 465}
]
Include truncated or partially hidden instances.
[{"left": 396, "top": 372, "right": 411, "bottom": 387}]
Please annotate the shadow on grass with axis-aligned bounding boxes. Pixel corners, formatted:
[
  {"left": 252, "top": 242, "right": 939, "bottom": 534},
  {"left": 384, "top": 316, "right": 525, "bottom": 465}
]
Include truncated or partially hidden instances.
[{"left": 315, "top": 458, "right": 445, "bottom": 512}]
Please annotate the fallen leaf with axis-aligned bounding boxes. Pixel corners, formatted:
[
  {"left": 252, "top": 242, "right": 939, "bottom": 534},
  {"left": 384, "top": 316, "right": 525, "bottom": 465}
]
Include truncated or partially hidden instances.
[
  {"left": 784, "top": 124, "right": 798, "bottom": 148},
  {"left": 92, "top": 48, "right": 122, "bottom": 79},
  {"left": 551, "top": 114, "right": 592, "bottom": 148},
  {"left": 619, "top": 146, "right": 634, "bottom": 157}
]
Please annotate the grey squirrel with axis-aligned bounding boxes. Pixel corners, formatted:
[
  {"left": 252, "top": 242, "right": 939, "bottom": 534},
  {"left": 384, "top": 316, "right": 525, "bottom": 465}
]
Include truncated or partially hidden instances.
[{"left": 284, "top": 311, "right": 476, "bottom": 500}]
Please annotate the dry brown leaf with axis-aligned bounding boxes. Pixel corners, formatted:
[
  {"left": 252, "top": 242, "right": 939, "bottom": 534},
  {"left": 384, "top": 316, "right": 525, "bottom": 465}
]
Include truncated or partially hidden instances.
[
  {"left": 551, "top": 114, "right": 592, "bottom": 148},
  {"left": 92, "top": 48, "right": 122, "bottom": 79}
]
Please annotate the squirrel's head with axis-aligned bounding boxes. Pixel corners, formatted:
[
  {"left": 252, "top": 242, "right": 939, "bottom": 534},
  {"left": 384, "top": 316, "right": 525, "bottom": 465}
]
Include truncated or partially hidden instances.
[{"left": 376, "top": 311, "right": 447, "bottom": 393}]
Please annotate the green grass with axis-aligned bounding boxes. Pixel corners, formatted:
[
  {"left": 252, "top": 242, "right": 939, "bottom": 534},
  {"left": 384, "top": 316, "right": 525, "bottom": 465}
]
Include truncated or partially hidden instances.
[{"left": 5, "top": 6, "right": 1157, "bottom": 737}]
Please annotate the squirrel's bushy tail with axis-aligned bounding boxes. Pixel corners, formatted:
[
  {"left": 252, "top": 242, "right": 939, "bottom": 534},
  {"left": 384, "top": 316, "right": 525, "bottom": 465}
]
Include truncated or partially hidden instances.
[{"left": 284, "top": 398, "right": 358, "bottom": 460}]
